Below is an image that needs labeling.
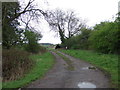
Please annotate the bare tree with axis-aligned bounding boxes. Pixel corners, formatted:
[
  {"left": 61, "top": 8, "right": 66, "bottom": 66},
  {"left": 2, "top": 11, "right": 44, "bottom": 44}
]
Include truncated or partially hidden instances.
[
  {"left": 2, "top": 0, "right": 46, "bottom": 48},
  {"left": 45, "top": 9, "right": 86, "bottom": 44},
  {"left": 45, "top": 9, "right": 66, "bottom": 43},
  {"left": 66, "top": 11, "right": 86, "bottom": 38},
  {"left": 18, "top": 0, "right": 47, "bottom": 32},
  {"left": 12, "top": 0, "right": 46, "bottom": 21},
  {"left": 2, "top": 0, "right": 46, "bottom": 31}
]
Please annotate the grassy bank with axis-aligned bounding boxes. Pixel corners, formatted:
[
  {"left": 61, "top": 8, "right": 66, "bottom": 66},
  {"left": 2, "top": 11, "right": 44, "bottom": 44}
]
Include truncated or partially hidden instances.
[
  {"left": 60, "top": 49, "right": 118, "bottom": 88},
  {"left": 2, "top": 52, "right": 55, "bottom": 88}
]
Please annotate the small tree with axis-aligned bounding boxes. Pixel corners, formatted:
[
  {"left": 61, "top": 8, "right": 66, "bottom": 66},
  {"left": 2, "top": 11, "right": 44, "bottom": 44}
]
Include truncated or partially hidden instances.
[{"left": 24, "top": 30, "right": 42, "bottom": 53}]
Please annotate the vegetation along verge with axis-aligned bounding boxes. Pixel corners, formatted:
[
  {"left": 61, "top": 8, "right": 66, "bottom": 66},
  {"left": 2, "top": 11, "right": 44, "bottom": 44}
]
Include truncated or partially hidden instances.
[{"left": 2, "top": 52, "right": 55, "bottom": 88}]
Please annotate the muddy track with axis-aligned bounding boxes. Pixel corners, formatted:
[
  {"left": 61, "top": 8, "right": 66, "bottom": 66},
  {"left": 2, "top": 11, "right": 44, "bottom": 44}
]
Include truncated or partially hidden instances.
[{"left": 27, "top": 51, "right": 110, "bottom": 88}]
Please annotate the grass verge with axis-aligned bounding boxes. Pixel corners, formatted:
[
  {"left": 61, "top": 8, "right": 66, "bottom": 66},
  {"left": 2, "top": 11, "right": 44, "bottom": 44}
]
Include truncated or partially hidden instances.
[
  {"left": 60, "top": 49, "right": 118, "bottom": 88},
  {"left": 2, "top": 52, "right": 55, "bottom": 88}
]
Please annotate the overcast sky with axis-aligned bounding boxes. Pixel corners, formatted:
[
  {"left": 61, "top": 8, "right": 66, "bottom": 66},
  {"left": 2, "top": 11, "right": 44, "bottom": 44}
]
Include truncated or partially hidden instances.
[{"left": 22, "top": 0, "right": 119, "bottom": 44}]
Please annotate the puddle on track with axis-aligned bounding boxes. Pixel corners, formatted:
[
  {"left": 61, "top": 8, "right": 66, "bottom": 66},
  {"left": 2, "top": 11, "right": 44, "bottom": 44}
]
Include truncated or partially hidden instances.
[
  {"left": 82, "top": 66, "right": 97, "bottom": 70},
  {"left": 78, "top": 82, "right": 96, "bottom": 88},
  {"left": 81, "top": 67, "right": 89, "bottom": 70}
]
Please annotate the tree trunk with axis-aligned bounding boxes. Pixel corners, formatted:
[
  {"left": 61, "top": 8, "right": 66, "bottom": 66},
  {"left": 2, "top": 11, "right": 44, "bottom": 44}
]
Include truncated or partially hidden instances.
[{"left": 58, "top": 24, "right": 65, "bottom": 44}]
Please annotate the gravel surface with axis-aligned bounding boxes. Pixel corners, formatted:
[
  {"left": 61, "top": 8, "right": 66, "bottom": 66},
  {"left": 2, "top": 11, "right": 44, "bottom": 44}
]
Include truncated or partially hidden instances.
[{"left": 27, "top": 51, "right": 110, "bottom": 88}]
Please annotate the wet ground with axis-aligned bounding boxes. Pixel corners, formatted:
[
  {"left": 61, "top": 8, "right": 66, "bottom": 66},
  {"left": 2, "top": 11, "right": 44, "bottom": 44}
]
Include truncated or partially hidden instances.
[{"left": 27, "top": 51, "right": 110, "bottom": 88}]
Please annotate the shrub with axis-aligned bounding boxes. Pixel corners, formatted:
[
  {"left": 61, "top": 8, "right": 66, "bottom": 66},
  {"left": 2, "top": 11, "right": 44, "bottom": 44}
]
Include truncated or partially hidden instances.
[
  {"left": 89, "top": 22, "right": 119, "bottom": 53},
  {"left": 64, "top": 37, "right": 78, "bottom": 49},
  {"left": 64, "top": 28, "right": 91, "bottom": 50},
  {"left": 24, "top": 30, "right": 42, "bottom": 54},
  {"left": 25, "top": 43, "right": 40, "bottom": 54},
  {"left": 2, "top": 49, "right": 34, "bottom": 82},
  {"left": 39, "top": 45, "right": 47, "bottom": 54},
  {"left": 71, "top": 44, "right": 80, "bottom": 49}
]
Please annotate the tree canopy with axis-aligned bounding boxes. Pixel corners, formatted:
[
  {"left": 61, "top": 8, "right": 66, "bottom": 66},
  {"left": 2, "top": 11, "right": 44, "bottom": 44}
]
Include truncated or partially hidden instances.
[{"left": 2, "top": 0, "right": 45, "bottom": 49}]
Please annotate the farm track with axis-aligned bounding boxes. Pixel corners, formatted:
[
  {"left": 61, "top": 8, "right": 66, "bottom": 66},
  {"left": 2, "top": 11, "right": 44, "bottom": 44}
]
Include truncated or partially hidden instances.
[{"left": 27, "top": 51, "right": 109, "bottom": 88}]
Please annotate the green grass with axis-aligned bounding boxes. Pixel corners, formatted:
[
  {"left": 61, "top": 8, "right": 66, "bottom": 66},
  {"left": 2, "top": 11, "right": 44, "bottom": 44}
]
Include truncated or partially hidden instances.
[
  {"left": 60, "top": 49, "right": 118, "bottom": 88},
  {"left": 2, "top": 52, "right": 55, "bottom": 88},
  {"left": 0, "top": 82, "right": 2, "bottom": 90}
]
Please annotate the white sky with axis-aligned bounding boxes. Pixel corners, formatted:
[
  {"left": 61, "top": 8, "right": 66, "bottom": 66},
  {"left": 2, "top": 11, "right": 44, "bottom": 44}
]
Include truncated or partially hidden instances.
[{"left": 22, "top": 0, "right": 119, "bottom": 44}]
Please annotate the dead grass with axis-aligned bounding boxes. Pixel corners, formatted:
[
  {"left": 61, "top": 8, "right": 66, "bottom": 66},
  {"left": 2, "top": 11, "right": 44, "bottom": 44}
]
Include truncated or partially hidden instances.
[{"left": 2, "top": 49, "right": 34, "bottom": 82}]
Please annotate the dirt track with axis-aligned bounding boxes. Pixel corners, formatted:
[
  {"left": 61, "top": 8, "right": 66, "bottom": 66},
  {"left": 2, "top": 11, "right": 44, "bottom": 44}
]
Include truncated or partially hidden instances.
[{"left": 27, "top": 51, "right": 110, "bottom": 88}]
